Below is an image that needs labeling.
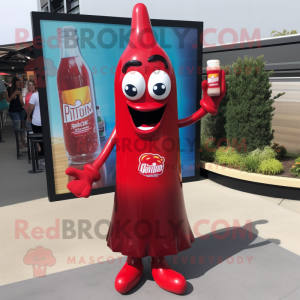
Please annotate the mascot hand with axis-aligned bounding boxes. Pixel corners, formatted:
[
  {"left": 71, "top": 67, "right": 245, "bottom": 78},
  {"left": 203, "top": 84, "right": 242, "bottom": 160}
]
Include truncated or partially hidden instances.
[
  {"left": 200, "top": 69, "right": 226, "bottom": 115},
  {"left": 65, "top": 164, "right": 101, "bottom": 198}
]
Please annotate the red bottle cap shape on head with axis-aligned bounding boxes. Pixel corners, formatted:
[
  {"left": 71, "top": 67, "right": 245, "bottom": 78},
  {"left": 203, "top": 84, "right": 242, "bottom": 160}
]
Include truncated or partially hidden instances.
[
  {"left": 114, "top": 3, "right": 178, "bottom": 139},
  {"left": 130, "top": 3, "right": 157, "bottom": 50},
  {"left": 122, "top": 3, "right": 170, "bottom": 62}
]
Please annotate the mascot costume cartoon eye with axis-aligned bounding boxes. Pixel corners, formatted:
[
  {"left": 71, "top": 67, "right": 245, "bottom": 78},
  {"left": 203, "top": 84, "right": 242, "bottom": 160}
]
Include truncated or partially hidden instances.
[{"left": 66, "top": 3, "right": 226, "bottom": 295}]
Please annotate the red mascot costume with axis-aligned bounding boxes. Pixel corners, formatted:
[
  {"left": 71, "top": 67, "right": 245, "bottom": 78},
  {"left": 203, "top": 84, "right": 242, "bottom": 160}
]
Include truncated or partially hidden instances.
[{"left": 66, "top": 3, "right": 226, "bottom": 295}]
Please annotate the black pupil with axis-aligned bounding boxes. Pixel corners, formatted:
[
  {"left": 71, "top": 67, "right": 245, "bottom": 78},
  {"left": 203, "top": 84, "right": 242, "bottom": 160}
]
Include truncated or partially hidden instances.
[
  {"left": 153, "top": 83, "right": 166, "bottom": 96},
  {"left": 125, "top": 84, "right": 137, "bottom": 97}
]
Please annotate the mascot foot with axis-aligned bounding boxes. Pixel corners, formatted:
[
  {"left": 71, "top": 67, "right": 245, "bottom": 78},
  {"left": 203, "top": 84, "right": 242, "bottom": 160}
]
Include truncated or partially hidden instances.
[
  {"left": 151, "top": 256, "right": 187, "bottom": 294},
  {"left": 115, "top": 257, "right": 143, "bottom": 294}
]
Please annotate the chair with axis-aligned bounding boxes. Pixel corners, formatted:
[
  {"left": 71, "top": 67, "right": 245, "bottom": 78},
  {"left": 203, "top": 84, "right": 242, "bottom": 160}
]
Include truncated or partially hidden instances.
[
  {"left": 0, "top": 109, "right": 6, "bottom": 143},
  {"left": 28, "top": 133, "right": 44, "bottom": 174},
  {"left": 14, "top": 128, "right": 32, "bottom": 161}
]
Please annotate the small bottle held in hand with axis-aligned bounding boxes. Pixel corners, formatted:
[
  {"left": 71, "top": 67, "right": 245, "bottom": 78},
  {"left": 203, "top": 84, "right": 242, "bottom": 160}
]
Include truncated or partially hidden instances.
[{"left": 207, "top": 60, "right": 221, "bottom": 97}]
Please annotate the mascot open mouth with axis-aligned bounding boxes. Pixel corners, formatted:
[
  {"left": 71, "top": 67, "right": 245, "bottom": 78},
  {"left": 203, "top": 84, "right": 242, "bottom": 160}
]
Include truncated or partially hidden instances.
[{"left": 128, "top": 105, "right": 166, "bottom": 132}]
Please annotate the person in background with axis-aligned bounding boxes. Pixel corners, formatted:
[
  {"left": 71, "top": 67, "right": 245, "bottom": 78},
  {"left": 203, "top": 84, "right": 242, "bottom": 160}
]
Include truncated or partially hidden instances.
[
  {"left": 4, "top": 77, "right": 27, "bottom": 149},
  {"left": 24, "top": 80, "right": 36, "bottom": 127},
  {"left": 27, "top": 90, "right": 44, "bottom": 156},
  {"left": 24, "top": 80, "right": 36, "bottom": 112}
]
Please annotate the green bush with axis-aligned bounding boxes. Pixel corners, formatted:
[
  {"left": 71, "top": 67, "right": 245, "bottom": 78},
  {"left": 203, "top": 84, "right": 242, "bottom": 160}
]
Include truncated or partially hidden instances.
[
  {"left": 260, "top": 146, "right": 276, "bottom": 160},
  {"left": 213, "top": 146, "right": 284, "bottom": 175},
  {"left": 240, "top": 154, "right": 260, "bottom": 173},
  {"left": 249, "top": 148, "right": 263, "bottom": 159},
  {"left": 202, "top": 67, "right": 230, "bottom": 147},
  {"left": 290, "top": 157, "right": 300, "bottom": 177},
  {"left": 271, "top": 143, "right": 287, "bottom": 158},
  {"left": 215, "top": 147, "right": 241, "bottom": 167},
  {"left": 239, "top": 146, "right": 276, "bottom": 172},
  {"left": 225, "top": 55, "right": 285, "bottom": 152},
  {"left": 248, "top": 146, "right": 276, "bottom": 160},
  {"left": 200, "top": 139, "right": 216, "bottom": 162},
  {"left": 257, "top": 159, "right": 284, "bottom": 175}
]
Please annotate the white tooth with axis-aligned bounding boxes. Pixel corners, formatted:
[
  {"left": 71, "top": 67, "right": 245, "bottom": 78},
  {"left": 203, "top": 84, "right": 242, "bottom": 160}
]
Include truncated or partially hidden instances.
[{"left": 138, "top": 126, "right": 154, "bottom": 131}]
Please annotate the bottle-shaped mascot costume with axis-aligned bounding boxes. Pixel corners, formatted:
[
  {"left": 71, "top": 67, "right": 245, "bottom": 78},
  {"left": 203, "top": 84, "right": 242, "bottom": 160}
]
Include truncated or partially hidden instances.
[{"left": 66, "top": 3, "right": 226, "bottom": 295}]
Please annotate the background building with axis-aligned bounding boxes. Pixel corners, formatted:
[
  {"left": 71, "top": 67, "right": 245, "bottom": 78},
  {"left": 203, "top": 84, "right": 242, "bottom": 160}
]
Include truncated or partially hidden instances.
[{"left": 37, "top": 0, "right": 79, "bottom": 14}]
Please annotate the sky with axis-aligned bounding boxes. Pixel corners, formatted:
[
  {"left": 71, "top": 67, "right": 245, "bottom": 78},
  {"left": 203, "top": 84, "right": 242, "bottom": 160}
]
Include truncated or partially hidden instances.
[
  {"left": 0, "top": 0, "right": 38, "bottom": 45},
  {"left": 80, "top": 0, "right": 300, "bottom": 45}
]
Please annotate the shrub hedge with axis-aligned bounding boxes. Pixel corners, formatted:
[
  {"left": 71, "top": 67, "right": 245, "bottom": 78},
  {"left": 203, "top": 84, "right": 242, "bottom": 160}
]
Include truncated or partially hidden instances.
[{"left": 214, "top": 146, "right": 284, "bottom": 175}]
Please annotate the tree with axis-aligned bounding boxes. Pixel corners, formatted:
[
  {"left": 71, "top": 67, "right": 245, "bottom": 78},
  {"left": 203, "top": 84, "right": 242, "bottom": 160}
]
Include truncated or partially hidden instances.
[
  {"left": 225, "top": 55, "right": 284, "bottom": 152},
  {"left": 202, "top": 66, "right": 230, "bottom": 147},
  {"left": 270, "top": 29, "right": 297, "bottom": 37}
]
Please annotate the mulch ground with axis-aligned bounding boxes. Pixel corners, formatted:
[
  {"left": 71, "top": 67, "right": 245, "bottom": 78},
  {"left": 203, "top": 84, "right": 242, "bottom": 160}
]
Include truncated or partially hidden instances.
[{"left": 276, "top": 157, "right": 299, "bottom": 179}]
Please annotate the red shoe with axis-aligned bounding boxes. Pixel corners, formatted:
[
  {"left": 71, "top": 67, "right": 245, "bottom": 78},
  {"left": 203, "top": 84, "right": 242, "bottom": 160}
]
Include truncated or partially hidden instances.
[
  {"left": 151, "top": 257, "right": 187, "bottom": 294},
  {"left": 115, "top": 257, "right": 143, "bottom": 294}
]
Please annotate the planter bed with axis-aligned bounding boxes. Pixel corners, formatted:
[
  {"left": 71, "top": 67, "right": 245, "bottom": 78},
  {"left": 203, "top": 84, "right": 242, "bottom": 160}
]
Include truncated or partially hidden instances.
[{"left": 200, "top": 160, "right": 300, "bottom": 200}]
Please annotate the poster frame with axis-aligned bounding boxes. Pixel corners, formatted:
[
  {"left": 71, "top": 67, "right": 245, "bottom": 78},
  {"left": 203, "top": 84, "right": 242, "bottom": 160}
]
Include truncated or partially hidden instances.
[{"left": 31, "top": 11, "right": 203, "bottom": 202}]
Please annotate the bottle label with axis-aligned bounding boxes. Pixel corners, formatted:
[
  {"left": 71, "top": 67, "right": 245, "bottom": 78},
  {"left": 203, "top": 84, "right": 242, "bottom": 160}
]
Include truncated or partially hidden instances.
[
  {"left": 207, "top": 70, "right": 220, "bottom": 88},
  {"left": 62, "top": 86, "right": 94, "bottom": 136},
  {"left": 138, "top": 153, "right": 165, "bottom": 177},
  {"left": 98, "top": 120, "right": 105, "bottom": 132},
  {"left": 62, "top": 86, "right": 93, "bottom": 123}
]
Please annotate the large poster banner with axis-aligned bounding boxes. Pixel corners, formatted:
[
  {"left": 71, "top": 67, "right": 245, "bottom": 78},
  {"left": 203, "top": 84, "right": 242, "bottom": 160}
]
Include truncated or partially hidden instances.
[{"left": 31, "top": 13, "right": 203, "bottom": 201}]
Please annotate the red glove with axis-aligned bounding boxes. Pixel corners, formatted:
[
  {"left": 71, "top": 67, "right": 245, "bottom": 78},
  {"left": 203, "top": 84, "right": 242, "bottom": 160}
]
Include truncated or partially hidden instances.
[
  {"left": 200, "top": 69, "right": 226, "bottom": 115},
  {"left": 65, "top": 164, "right": 101, "bottom": 198}
]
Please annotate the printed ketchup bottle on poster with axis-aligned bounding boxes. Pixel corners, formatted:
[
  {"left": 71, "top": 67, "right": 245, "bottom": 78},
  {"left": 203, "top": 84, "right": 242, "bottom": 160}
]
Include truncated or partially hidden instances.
[
  {"left": 207, "top": 60, "right": 221, "bottom": 96},
  {"left": 57, "top": 26, "right": 107, "bottom": 188},
  {"left": 96, "top": 105, "right": 106, "bottom": 138}
]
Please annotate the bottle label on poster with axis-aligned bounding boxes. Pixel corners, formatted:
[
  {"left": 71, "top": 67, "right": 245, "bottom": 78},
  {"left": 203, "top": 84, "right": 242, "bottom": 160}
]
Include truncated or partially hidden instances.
[{"left": 62, "top": 86, "right": 93, "bottom": 123}]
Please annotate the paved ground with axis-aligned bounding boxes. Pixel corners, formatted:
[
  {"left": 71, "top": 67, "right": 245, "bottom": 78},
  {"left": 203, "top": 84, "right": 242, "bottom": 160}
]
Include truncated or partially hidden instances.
[
  {"left": 0, "top": 122, "right": 47, "bottom": 207},
  {"left": 261, "top": 196, "right": 300, "bottom": 215},
  {"left": 1, "top": 120, "right": 300, "bottom": 299},
  {"left": 1, "top": 234, "right": 300, "bottom": 300}
]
